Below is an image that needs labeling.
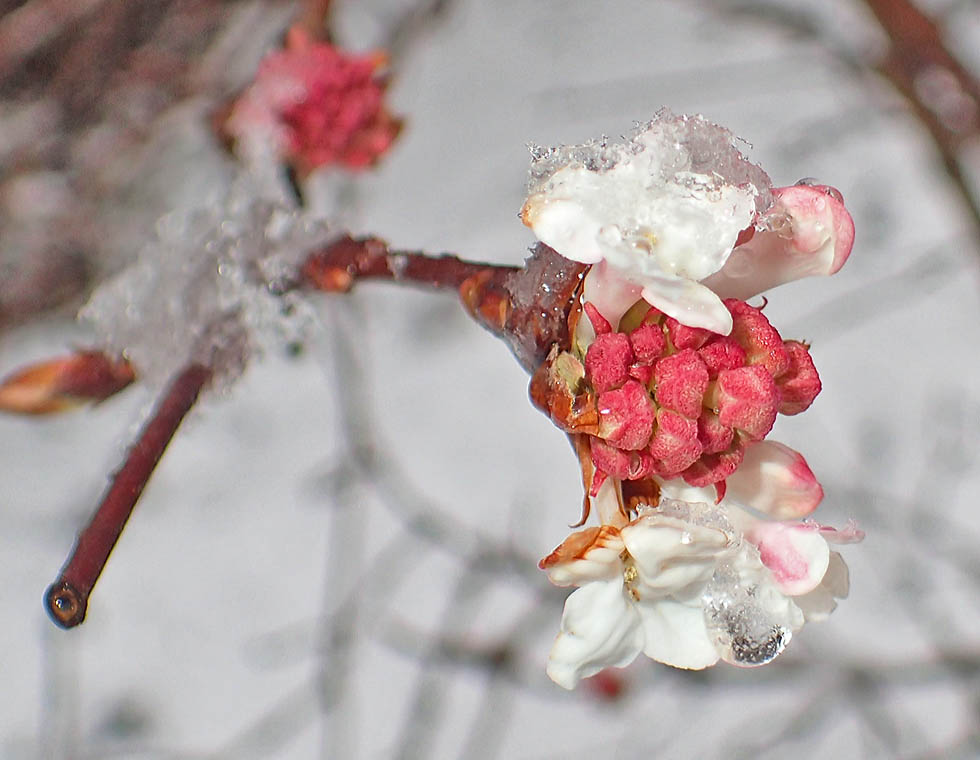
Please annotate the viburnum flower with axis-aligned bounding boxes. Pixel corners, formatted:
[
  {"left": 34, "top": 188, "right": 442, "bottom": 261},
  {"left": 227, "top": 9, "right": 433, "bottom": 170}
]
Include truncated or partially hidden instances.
[
  {"left": 540, "top": 497, "right": 860, "bottom": 689},
  {"left": 524, "top": 111, "right": 861, "bottom": 687},
  {"left": 521, "top": 110, "right": 854, "bottom": 336},
  {"left": 224, "top": 26, "right": 402, "bottom": 175}
]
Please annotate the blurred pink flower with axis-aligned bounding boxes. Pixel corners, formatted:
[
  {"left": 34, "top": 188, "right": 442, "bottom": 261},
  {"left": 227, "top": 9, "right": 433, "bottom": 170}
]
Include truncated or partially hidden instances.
[{"left": 225, "top": 27, "right": 402, "bottom": 174}]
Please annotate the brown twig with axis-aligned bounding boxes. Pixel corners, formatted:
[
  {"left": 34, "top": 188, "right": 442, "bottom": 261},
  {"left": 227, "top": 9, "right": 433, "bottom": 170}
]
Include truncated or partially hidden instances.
[
  {"left": 45, "top": 362, "right": 211, "bottom": 628},
  {"left": 304, "top": 236, "right": 587, "bottom": 371},
  {"left": 302, "top": 234, "right": 519, "bottom": 293},
  {"left": 863, "top": 0, "right": 980, "bottom": 231}
]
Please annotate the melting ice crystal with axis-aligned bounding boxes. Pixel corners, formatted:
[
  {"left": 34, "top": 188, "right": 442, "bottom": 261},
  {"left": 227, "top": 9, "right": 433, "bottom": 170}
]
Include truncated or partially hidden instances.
[{"left": 702, "top": 544, "right": 804, "bottom": 667}]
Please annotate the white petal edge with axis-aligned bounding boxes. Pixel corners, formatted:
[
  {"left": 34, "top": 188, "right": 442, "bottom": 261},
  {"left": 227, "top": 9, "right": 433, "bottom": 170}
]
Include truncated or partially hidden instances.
[
  {"left": 793, "top": 550, "right": 849, "bottom": 622},
  {"left": 546, "top": 580, "right": 644, "bottom": 689},
  {"left": 638, "top": 598, "right": 720, "bottom": 669}
]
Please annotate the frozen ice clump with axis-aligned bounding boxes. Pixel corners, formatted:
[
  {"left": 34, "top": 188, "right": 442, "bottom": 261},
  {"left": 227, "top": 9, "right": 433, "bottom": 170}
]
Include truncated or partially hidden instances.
[
  {"left": 702, "top": 544, "right": 805, "bottom": 667},
  {"left": 653, "top": 498, "right": 736, "bottom": 536},
  {"left": 80, "top": 184, "right": 332, "bottom": 391},
  {"left": 522, "top": 110, "right": 774, "bottom": 334},
  {"left": 527, "top": 109, "right": 772, "bottom": 217}
]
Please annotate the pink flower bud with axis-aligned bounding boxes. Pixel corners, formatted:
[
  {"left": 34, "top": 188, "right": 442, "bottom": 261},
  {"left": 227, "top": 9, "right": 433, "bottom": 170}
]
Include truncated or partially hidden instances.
[
  {"left": 584, "top": 301, "right": 613, "bottom": 335},
  {"left": 776, "top": 340, "right": 821, "bottom": 415},
  {"left": 725, "top": 299, "right": 790, "bottom": 379},
  {"left": 664, "top": 316, "right": 711, "bottom": 350},
  {"left": 597, "top": 380, "right": 655, "bottom": 451},
  {"left": 629, "top": 323, "right": 666, "bottom": 365},
  {"left": 585, "top": 332, "right": 634, "bottom": 393},
  {"left": 681, "top": 439, "right": 745, "bottom": 488},
  {"left": 713, "top": 365, "right": 778, "bottom": 441},
  {"left": 590, "top": 436, "right": 655, "bottom": 482},
  {"left": 653, "top": 348, "right": 709, "bottom": 419},
  {"left": 696, "top": 409, "right": 734, "bottom": 455},
  {"left": 698, "top": 336, "right": 746, "bottom": 378},
  {"left": 648, "top": 408, "right": 703, "bottom": 476}
]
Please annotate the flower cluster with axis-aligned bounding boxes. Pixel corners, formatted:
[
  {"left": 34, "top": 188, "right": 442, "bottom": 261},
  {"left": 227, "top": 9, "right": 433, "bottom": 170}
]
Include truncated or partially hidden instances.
[
  {"left": 534, "top": 294, "right": 822, "bottom": 501},
  {"left": 524, "top": 111, "right": 860, "bottom": 688},
  {"left": 225, "top": 27, "right": 402, "bottom": 175}
]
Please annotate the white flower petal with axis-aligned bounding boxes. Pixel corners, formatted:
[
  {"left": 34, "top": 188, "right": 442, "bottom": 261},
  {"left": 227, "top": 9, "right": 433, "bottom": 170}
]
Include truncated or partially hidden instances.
[
  {"left": 724, "top": 440, "right": 824, "bottom": 519},
  {"left": 702, "top": 184, "right": 855, "bottom": 301},
  {"left": 621, "top": 511, "right": 732, "bottom": 595},
  {"left": 580, "top": 261, "right": 643, "bottom": 334},
  {"left": 793, "top": 550, "right": 850, "bottom": 622},
  {"left": 523, "top": 195, "right": 605, "bottom": 265},
  {"left": 539, "top": 525, "right": 625, "bottom": 587},
  {"left": 546, "top": 580, "right": 644, "bottom": 689},
  {"left": 638, "top": 275, "right": 733, "bottom": 334},
  {"left": 637, "top": 597, "right": 720, "bottom": 669}
]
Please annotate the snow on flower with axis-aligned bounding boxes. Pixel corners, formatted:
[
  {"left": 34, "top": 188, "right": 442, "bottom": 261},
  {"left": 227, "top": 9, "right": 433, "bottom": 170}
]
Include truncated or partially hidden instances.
[
  {"left": 224, "top": 27, "right": 402, "bottom": 175},
  {"left": 539, "top": 497, "right": 860, "bottom": 689},
  {"left": 521, "top": 110, "right": 854, "bottom": 335}
]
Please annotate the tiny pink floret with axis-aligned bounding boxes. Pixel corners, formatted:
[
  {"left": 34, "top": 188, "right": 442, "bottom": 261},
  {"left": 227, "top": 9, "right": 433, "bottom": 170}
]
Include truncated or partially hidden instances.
[
  {"left": 665, "top": 316, "right": 712, "bottom": 351},
  {"left": 653, "top": 349, "right": 709, "bottom": 419},
  {"left": 726, "top": 299, "right": 791, "bottom": 379},
  {"left": 585, "top": 332, "right": 634, "bottom": 393},
  {"left": 590, "top": 436, "right": 654, "bottom": 484},
  {"left": 696, "top": 409, "right": 734, "bottom": 455},
  {"left": 681, "top": 442, "right": 745, "bottom": 488},
  {"left": 648, "top": 408, "right": 703, "bottom": 476},
  {"left": 629, "top": 323, "right": 667, "bottom": 365},
  {"left": 776, "top": 340, "right": 821, "bottom": 415},
  {"left": 597, "top": 380, "right": 655, "bottom": 450},
  {"left": 715, "top": 365, "right": 779, "bottom": 441},
  {"left": 698, "top": 337, "right": 746, "bottom": 378}
]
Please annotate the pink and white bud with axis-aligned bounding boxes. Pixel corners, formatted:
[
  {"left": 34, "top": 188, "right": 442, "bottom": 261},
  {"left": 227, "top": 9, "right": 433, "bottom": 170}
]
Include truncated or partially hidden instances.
[
  {"left": 724, "top": 440, "right": 823, "bottom": 519},
  {"left": 702, "top": 183, "right": 855, "bottom": 301}
]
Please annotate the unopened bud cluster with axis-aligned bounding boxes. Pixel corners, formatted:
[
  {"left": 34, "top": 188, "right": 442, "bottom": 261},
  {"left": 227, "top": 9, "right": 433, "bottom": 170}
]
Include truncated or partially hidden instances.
[{"left": 532, "top": 297, "right": 820, "bottom": 496}]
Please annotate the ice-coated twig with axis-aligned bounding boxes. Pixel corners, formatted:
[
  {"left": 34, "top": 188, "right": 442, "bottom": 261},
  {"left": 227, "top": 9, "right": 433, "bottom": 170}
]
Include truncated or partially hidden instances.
[{"left": 44, "top": 362, "right": 211, "bottom": 628}]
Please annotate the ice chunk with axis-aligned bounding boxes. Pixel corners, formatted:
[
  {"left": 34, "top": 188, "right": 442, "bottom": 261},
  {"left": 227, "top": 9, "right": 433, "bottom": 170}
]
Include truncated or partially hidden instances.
[
  {"left": 702, "top": 544, "right": 804, "bottom": 667},
  {"left": 522, "top": 111, "right": 774, "bottom": 335},
  {"left": 80, "top": 181, "right": 331, "bottom": 391},
  {"left": 527, "top": 109, "right": 773, "bottom": 218}
]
